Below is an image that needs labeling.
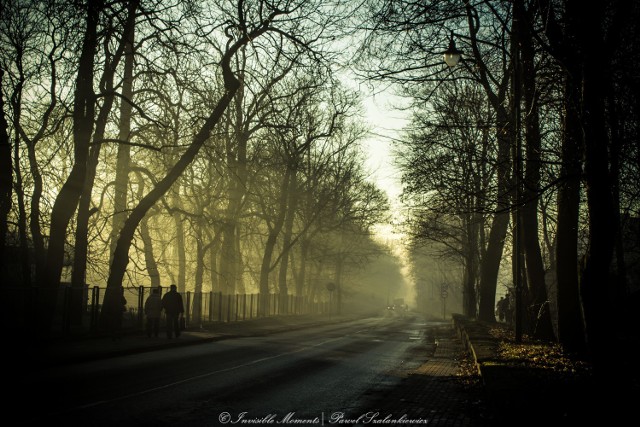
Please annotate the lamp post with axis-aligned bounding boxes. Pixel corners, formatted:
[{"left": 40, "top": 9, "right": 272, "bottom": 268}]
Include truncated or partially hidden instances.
[
  {"left": 443, "top": 31, "right": 462, "bottom": 67},
  {"left": 442, "top": 29, "right": 523, "bottom": 341},
  {"left": 511, "top": 12, "right": 524, "bottom": 344}
]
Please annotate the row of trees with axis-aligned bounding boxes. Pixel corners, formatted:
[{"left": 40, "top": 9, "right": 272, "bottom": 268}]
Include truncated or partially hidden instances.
[
  {"left": 0, "top": 0, "right": 394, "bottom": 335},
  {"left": 358, "top": 0, "right": 640, "bottom": 369}
]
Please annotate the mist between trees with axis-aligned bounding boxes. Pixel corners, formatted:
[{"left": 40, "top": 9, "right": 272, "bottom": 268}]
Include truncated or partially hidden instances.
[
  {"left": 356, "top": 0, "right": 640, "bottom": 374},
  {"left": 0, "top": 0, "right": 400, "bottom": 338},
  {"left": 1, "top": 0, "right": 639, "bottom": 375}
]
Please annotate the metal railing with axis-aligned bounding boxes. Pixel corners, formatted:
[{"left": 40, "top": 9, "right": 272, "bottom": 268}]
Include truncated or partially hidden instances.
[{"left": 6, "top": 285, "right": 332, "bottom": 336}]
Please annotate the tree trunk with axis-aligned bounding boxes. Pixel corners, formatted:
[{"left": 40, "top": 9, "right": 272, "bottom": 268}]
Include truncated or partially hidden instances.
[
  {"left": 73, "top": 3, "right": 137, "bottom": 326},
  {"left": 277, "top": 173, "right": 299, "bottom": 313},
  {"left": 101, "top": 23, "right": 254, "bottom": 325},
  {"left": 172, "top": 196, "right": 186, "bottom": 293},
  {"left": 296, "top": 237, "right": 310, "bottom": 297},
  {"left": 209, "top": 233, "right": 220, "bottom": 292},
  {"left": 8, "top": 64, "right": 32, "bottom": 286},
  {"left": 219, "top": 124, "right": 248, "bottom": 295},
  {"left": 219, "top": 222, "right": 236, "bottom": 294},
  {"left": 71, "top": 84, "right": 114, "bottom": 290},
  {"left": 579, "top": 11, "right": 616, "bottom": 370},
  {"left": 40, "top": 2, "right": 100, "bottom": 328},
  {"left": 606, "top": 87, "right": 628, "bottom": 302},
  {"left": 12, "top": 127, "right": 30, "bottom": 286},
  {"left": 109, "top": 13, "right": 135, "bottom": 264},
  {"left": 134, "top": 172, "right": 160, "bottom": 289},
  {"left": 462, "top": 213, "right": 478, "bottom": 317},
  {"left": 556, "top": 89, "right": 586, "bottom": 352},
  {"left": 0, "top": 68, "right": 11, "bottom": 270},
  {"left": 258, "top": 169, "right": 291, "bottom": 316},
  {"left": 140, "top": 214, "right": 160, "bottom": 288},
  {"left": 518, "top": 2, "right": 554, "bottom": 340},
  {"left": 192, "top": 223, "right": 204, "bottom": 324},
  {"left": 334, "top": 254, "right": 343, "bottom": 315},
  {"left": 477, "top": 117, "right": 511, "bottom": 322}
]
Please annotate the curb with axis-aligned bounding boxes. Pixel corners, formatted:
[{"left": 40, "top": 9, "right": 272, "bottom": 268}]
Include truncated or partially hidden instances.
[{"left": 39, "top": 314, "right": 368, "bottom": 368}]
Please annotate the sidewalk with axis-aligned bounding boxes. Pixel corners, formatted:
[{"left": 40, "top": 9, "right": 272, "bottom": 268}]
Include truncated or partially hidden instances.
[
  {"left": 364, "top": 338, "right": 478, "bottom": 426},
  {"left": 452, "top": 314, "right": 638, "bottom": 426},
  {"left": 352, "top": 325, "right": 485, "bottom": 427},
  {"left": 37, "top": 313, "right": 360, "bottom": 367}
]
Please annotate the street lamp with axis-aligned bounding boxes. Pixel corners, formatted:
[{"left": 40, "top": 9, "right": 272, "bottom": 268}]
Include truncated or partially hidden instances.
[
  {"left": 442, "top": 30, "right": 524, "bottom": 341},
  {"left": 443, "top": 31, "right": 462, "bottom": 67}
]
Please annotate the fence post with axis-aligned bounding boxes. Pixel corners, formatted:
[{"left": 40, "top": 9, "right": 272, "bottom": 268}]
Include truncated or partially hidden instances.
[
  {"left": 186, "top": 292, "right": 191, "bottom": 327},
  {"left": 226, "top": 294, "right": 231, "bottom": 322},
  {"left": 242, "top": 294, "right": 246, "bottom": 320},
  {"left": 209, "top": 291, "right": 213, "bottom": 322},
  {"left": 138, "top": 286, "right": 144, "bottom": 329},
  {"left": 233, "top": 294, "right": 237, "bottom": 321},
  {"left": 250, "top": 294, "right": 254, "bottom": 319},
  {"left": 272, "top": 294, "right": 276, "bottom": 316},
  {"left": 90, "top": 286, "right": 100, "bottom": 332}
]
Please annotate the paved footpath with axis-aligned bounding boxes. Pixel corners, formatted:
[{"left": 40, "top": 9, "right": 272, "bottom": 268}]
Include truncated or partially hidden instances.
[{"left": 353, "top": 332, "right": 487, "bottom": 427}]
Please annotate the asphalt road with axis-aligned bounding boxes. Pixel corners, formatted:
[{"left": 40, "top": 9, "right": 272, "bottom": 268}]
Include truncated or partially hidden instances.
[{"left": 18, "top": 315, "right": 440, "bottom": 426}]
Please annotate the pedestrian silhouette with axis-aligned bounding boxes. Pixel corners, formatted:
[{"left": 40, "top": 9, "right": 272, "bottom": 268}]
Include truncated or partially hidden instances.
[
  {"left": 161, "top": 284, "right": 184, "bottom": 338},
  {"left": 496, "top": 296, "right": 507, "bottom": 322},
  {"left": 144, "top": 287, "right": 162, "bottom": 338},
  {"left": 505, "top": 290, "right": 515, "bottom": 326}
]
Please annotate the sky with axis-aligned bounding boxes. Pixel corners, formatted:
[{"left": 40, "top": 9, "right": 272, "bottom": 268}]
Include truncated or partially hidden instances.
[
  {"left": 359, "top": 89, "right": 417, "bottom": 303},
  {"left": 361, "top": 90, "right": 409, "bottom": 208}
]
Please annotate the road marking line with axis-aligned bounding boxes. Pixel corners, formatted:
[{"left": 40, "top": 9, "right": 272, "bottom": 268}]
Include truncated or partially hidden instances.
[{"left": 76, "top": 335, "right": 348, "bottom": 410}]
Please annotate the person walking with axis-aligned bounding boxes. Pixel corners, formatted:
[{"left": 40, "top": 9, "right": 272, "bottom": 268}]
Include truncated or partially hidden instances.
[
  {"left": 144, "top": 287, "right": 162, "bottom": 338},
  {"left": 496, "top": 296, "right": 507, "bottom": 322},
  {"left": 161, "top": 284, "right": 184, "bottom": 338}
]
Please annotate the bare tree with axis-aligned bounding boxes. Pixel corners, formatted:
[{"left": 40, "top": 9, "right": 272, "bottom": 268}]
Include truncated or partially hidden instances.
[
  {"left": 101, "top": 0, "right": 343, "bottom": 328},
  {"left": 0, "top": 67, "right": 10, "bottom": 267}
]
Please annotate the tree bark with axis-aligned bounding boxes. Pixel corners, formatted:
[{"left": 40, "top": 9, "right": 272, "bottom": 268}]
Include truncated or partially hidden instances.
[
  {"left": 8, "top": 58, "right": 32, "bottom": 286},
  {"left": 296, "top": 238, "right": 310, "bottom": 297},
  {"left": 73, "top": 2, "right": 137, "bottom": 328},
  {"left": 277, "top": 173, "right": 299, "bottom": 313},
  {"left": 40, "top": 2, "right": 101, "bottom": 328},
  {"left": 477, "top": 115, "right": 511, "bottom": 322},
  {"left": 518, "top": 1, "right": 555, "bottom": 340},
  {"left": 556, "top": 70, "right": 586, "bottom": 353},
  {"left": 134, "top": 172, "right": 160, "bottom": 289},
  {"left": 109, "top": 10, "right": 136, "bottom": 264},
  {"left": 209, "top": 231, "right": 220, "bottom": 292},
  {"left": 0, "top": 68, "right": 11, "bottom": 270},
  {"left": 462, "top": 214, "right": 478, "bottom": 317},
  {"left": 258, "top": 168, "right": 291, "bottom": 316},
  {"left": 537, "top": 0, "right": 587, "bottom": 353},
  {"left": 192, "top": 222, "right": 205, "bottom": 324},
  {"left": 579, "top": 4, "right": 617, "bottom": 369},
  {"left": 100, "top": 15, "right": 275, "bottom": 325},
  {"left": 172, "top": 194, "right": 186, "bottom": 293},
  {"left": 140, "top": 214, "right": 160, "bottom": 288},
  {"left": 219, "top": 84, "right": 248, "bottom": 295},
  {"left": 465, "top": 2, "right": 512, "bottom": 323}
]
